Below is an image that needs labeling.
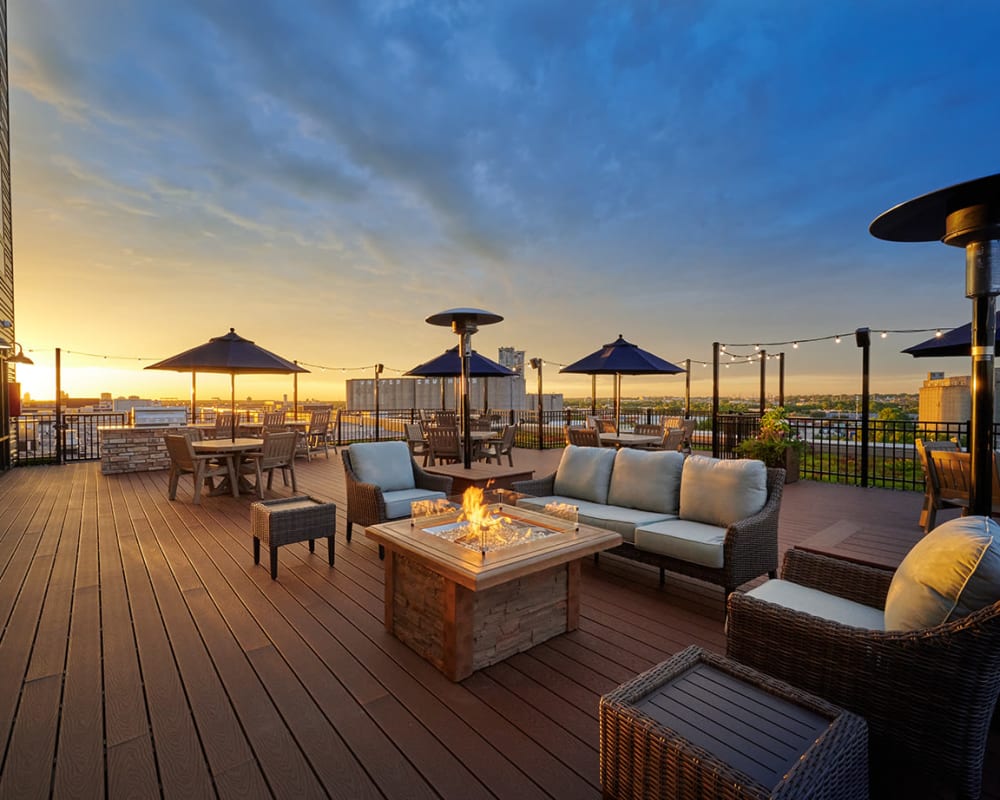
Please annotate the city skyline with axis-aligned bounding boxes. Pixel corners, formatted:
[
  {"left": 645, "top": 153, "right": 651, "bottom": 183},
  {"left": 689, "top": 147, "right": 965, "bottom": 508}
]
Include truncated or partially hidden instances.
[{"left": 8, "top": 2, "right": 1000, "bottom": 401}]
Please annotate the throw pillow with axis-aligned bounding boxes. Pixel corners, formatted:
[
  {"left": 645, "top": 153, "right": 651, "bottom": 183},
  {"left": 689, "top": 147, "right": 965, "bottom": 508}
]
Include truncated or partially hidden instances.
[
  {"left": 678, "top": 455, "right": 767, "bottom": 527},
  {"left": 607, "top": 448, "right": 685, "bottom": 514},
  {"left": 884, "top": 515, "right": 1000, "bottom": 631},
  {"left": 553, "top": 445, "right": 617, "bottom": 505}
]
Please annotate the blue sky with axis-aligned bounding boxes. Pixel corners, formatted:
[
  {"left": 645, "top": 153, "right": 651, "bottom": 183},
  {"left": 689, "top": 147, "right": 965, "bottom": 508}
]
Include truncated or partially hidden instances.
[{"left": 8, "top": 1, "right": 1000, "bottom": 402}]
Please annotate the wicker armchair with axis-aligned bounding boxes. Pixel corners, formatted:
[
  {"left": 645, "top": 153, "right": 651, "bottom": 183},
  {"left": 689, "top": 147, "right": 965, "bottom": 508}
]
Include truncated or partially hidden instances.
[
  {"left": 341, "top": 445, "right": 452, "bottom": 542},
  {"left": 726, "top": 548, "right": 1000, "bottom": 799}
]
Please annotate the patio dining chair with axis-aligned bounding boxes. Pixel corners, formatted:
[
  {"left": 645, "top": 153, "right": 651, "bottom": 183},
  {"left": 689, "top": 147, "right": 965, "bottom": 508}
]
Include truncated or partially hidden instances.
[
  {"left": 565, "top": 426, "right": 601, "bottom": 447},
  {"left": 595, "top": 419, "right": 617, "bottom": 434},
  {"left": 479, "top": 424, "right": 517, "bottom": 466},
  {"left": 405, "top": 422, "right": 431, "bottom": 465},
  {"left": 213, "top": 412, "right": 237, "bottom": 439},
  {"left": 240, "top": 431, "right": 298, "bottom": 499},
  {"left": 261, "top": 410, "right": 286, "bottom": 434},
  {"left": 916, "top": 438, "right": 961, "bottom": 530},
  {"left": 426, "top": 425, "right": 462, "bottom": 466},
  {"left": 164, "top": 433, "right": 235, "bottom": 504},
  {"left": 633, "top": 423, "right": 663, "bottom": 437},
  {"left": 304, "top": 409, "right": 332, "bottom": 460}
]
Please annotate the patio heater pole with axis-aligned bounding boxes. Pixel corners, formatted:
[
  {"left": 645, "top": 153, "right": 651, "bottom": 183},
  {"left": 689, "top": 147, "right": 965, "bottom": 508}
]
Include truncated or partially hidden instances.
[
  {"left": 758, "top": 350, "right": 766, "bottom": 413},
  {"left": 373, "top": 363, "right": 382, "bottom": 442},
  {"left": 870, "top": 174, "right": 1000, "bottom": 517},
  {"left": 531, "top": 358, "right": 543, "bottom": 451},
  {"left": 426, "top": 309, "right": 503, "bottom": 469}
]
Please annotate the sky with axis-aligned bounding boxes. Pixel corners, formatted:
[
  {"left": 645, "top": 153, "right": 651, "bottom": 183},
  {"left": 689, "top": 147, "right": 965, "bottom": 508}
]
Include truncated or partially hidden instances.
[{"left": 7, "top": 0, "right": 1000, "bottom": 404}]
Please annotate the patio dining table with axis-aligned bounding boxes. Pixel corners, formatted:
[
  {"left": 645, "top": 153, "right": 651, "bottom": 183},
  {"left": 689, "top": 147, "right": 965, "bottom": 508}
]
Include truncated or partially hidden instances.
[
  {"left": 599, "top": 432, "right": 661, "bottom": 449},
  {"left": 192, "top": 437, "right": 264, "bottom": 496}
]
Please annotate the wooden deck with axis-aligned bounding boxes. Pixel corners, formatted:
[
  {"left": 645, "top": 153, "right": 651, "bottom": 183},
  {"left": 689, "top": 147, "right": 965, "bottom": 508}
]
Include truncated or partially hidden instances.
[{"left": 0, "top": 448, "right": 996, "bottom": 799}]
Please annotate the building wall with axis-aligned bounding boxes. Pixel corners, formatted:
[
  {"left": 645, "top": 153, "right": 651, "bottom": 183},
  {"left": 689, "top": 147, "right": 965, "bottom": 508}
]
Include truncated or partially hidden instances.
[
  {"left": 918, "top": 373, "right": 1000, "bottom": 423},
  {"left": 346, "top": 374, "right": 544, "bottom": 412}
]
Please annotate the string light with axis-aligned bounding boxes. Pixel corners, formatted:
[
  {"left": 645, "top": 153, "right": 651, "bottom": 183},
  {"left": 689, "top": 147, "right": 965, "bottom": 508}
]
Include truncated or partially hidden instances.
[
  {"left": 835, "top": 335, "right": 841, "bottom": 344},
  {"left": 881, "top": 331, "right": 888, "bottom": 338}
]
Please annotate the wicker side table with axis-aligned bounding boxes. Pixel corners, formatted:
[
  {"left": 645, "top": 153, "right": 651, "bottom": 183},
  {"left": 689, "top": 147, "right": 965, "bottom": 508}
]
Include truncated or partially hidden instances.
[
  {"left": 250, "top": 496, "right": 336, "bottom": 579},
  {"left": 600, "top": 646, "right": 869, "bottom": 800}
]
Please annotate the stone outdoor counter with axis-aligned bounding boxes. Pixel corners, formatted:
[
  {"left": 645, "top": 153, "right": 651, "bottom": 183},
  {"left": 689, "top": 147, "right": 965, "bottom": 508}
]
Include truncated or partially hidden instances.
[{"left": 99, "top": 425, "right": 192, "bottom": 474}]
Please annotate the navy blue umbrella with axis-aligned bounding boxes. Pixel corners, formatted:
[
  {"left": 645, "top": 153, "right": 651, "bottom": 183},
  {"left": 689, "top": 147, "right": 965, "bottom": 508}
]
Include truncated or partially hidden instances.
[
  {"left": 561, "top": 335, "right": 685, "bottom": 431},
  {"left": 901, "top": 323, "right": 999, "bottom": 358},
  {"left": 405, "top": 346, "right": 516, "bottom": 378},
  {"left": 147, "top": 328, "right": 308, "bottom": 440}
]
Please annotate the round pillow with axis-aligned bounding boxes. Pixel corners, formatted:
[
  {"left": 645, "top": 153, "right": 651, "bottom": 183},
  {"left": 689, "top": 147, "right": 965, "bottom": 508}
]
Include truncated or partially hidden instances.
[{"left": 884, "top": 515, "right": 1000, "bottom": 631}]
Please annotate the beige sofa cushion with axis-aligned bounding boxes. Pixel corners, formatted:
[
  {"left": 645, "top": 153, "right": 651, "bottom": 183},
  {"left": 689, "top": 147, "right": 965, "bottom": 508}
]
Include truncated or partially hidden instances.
[
  {"left": 607, "top": 448, "right": 685, "bottom": 514},
  {"left": 553, "top": 445, "right": 617, "bottom": 505},
  {"left": 884, "top": 515, "right": 1000, "bottom": 631},
  {"left": 679, "top": 456, "right": 767, "bottom": 527},
  {"left": 745, "top": 579, "right": 885, "bottom": 630}
]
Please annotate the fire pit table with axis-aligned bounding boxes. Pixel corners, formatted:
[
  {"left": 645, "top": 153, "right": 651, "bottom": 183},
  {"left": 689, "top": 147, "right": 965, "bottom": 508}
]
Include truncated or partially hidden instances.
[{"left": 365, "top": 490, "right": 622, "bottom": 681}]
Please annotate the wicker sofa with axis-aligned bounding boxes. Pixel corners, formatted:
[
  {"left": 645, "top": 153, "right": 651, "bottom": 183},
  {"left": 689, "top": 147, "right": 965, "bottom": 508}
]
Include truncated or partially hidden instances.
[
  {"left": 513, "top": 446, "right": 785, "bottom": 597},
  {"left": 726, "top": 517, "right": 1000, "bottom": 799}
]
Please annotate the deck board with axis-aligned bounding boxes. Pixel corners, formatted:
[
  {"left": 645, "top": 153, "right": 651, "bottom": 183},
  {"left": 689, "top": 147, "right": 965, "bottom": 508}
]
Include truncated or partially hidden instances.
[{"left": 0, "top": 449, "right": 996, "bottom": 799}]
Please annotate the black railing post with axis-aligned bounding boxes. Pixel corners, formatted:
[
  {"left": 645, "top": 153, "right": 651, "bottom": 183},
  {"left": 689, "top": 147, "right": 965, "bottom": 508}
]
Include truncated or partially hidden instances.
[
  {"left": 856, "top": 328, "right": 871, "bottom": 487},
  {"left": 778, "top": 352, "right": 785, "bottom": 407},
  {"left": 758, "top": 349, "right": 766, "bottom": 412},
  {"left": 55, "top": 347, "right": 63, "bottom": 466},
  {"left": 712, "top": 342, "right": 720, "bottom": 457},
  {"left": 684, "top": 359, "right": 691, "bottom": 418}
]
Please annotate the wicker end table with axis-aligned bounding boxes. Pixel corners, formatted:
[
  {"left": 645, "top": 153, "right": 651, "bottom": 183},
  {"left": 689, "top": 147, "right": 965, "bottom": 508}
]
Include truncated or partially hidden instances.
[
  {"left": 250, "top": 496, "right": 336, "bottom": 579},
  {"left": 600, "top": 646, "right": 869, "bottom": 800}
]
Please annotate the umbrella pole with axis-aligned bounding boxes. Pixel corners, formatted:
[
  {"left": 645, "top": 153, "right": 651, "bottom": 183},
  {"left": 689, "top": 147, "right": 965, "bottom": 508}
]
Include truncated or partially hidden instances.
[
  {"left": 591, "top": 375, "right": 596, "bottom": 416},
  {"left": 615, "top": 373, "right": 621, "bottom": 433},
  {"left": 191, "top": 372, "right": 197, "bottom": 424},
  {"left": 231, "top": 373, "right": 236, "bottom": 442}
]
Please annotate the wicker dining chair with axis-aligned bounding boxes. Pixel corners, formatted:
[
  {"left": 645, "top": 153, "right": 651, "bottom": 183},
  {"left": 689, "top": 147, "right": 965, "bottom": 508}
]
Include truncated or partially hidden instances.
[{"left": 727, "top": 546, "right": 1000, "bottom": 800}]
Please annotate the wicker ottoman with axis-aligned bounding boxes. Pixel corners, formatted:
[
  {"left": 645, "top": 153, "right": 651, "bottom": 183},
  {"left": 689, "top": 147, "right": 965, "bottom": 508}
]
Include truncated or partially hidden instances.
[
  {"left": 600, "top": 646, "right": 868, "bottom": 800},
  {"left": 250, "top": 496, "right": 336, "bottom": 579}
]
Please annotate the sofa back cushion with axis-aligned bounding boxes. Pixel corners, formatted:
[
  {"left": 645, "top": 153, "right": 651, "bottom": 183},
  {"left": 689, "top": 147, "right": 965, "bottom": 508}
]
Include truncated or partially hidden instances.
[
  {"left": 679, "top": 455, "right": 767, "bottom": 527},
  {"left": 607, "top": 448, "right": 685, "bottom": 514},
  {"left": 884, "top": 515, "right": 1000, "bottom": 631},
  {"left": 553, "top": 445, "right": 617, "bottom": 505},
  {"left": 349, "top": 441, "right": 415, "bottom": 492}
]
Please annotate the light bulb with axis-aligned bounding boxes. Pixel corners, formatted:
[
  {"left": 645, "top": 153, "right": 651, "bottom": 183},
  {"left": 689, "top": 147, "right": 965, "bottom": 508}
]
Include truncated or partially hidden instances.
[
  {"left": 835, "top": 336, "right": 841, "bottom": 344},
  {"left": 881, "top": 331, "right": 888, "bottom": 339},
  {"left": 793, "top": 342, "right": 799, "bottom": 349}
]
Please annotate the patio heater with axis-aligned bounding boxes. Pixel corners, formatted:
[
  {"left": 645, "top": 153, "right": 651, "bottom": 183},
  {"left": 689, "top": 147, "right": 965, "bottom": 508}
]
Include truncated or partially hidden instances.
[
  {"left": 871, "top": 173, "right": 1000, "bottom": 515},
  {"left": 426, "top": 308, "right": 503, "bottom": 468}
]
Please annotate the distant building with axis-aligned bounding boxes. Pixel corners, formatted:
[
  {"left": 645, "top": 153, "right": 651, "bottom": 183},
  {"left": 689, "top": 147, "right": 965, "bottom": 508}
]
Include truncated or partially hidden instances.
[{"left": 918, "top": 372, "right": 1000, "bottom": 422}]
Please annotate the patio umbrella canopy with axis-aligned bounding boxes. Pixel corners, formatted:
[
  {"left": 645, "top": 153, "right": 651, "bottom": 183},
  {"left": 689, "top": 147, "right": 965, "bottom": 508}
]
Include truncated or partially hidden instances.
[
  {"left": 146, "top": 328, "right": 309, "bottom": 440},
  {"left": 902, "top": 323, "right": 1000, "bottom": 357},
  {"left": 406, "top": 346, "right": 517, "bottom": 412},
  {"left": 561, "top": 334, "right": 685, "bottom": 431}
]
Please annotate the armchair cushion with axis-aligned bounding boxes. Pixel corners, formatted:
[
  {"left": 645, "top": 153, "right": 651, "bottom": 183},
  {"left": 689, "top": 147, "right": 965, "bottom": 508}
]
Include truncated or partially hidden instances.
[
  {"left": 884, "top": 515, "right": 1000, "bottom": 631},
  {"left": 607, "top": 448, "right": 684, "bottom": 514},
  {"left": 679, "top": 456, "right": 767, "bottom": 527},
  {"left": 348, "top": 442, "right": 415, "bottom": 492},
  {"left": 383, "top": 488, "right": 448, "bottom": 520},
  {"left": 744, "top": 578, "right": 886, "bottom": 630},
  {"left": 553, "top": 445, "right": 617, "bottom": 505}
]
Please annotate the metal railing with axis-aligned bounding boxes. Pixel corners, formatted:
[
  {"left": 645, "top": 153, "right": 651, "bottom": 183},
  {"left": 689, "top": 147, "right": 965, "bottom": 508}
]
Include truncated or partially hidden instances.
[
  {"left": 10, "top": 413, "right": 128, "bottom": 464},
  {"left": 6, "top": 406, "right": 977, "bottom": 493},
  {"left": 716, "top": 413, "right": 970, "bottom": 491}
]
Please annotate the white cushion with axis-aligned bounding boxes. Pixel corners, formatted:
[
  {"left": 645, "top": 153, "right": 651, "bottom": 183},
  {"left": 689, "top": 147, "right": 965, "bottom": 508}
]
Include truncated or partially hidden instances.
[
  {"left": 884, "top": 515, "right": 1000, "bottom": 631},
  {"left": 516, "top": 495, "right": 673, "bottom": 543},
  {"left": 349, "top": 441, "right": 415, "bottom": 492},
  {"left": 634, "top": 519, "right": 726, "bottom": 568},
  {"left": 745, "top": 579, "right": 885, "bottom": 631},
  {"left": 553, "top": 445, "right": 617, "bottom": 505},
  {"left": 679, "top": 456, "right": 767, "bottom": 527},
  {"left": 607, "top": 449, "right": 685, "bottom": 514},
  {"left": 383, "top": 488, "right": 447, "bottom": 520}
]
